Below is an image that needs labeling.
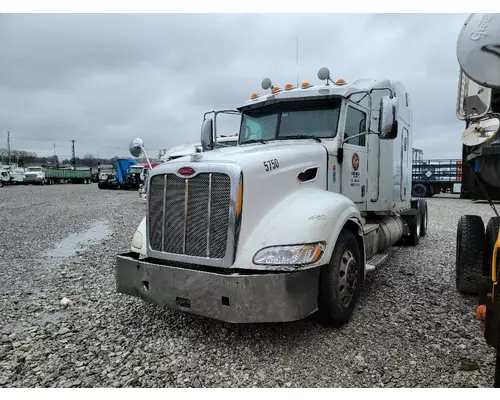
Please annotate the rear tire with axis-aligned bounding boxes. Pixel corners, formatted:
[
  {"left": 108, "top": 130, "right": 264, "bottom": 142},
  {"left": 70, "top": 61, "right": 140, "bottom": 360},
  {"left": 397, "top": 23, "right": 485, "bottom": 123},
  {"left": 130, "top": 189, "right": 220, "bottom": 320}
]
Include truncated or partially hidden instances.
[
  {"left": 406, "top": 207, "right": 421, "bottom": 246},
  {"left": 318, "top": 229, "right": 363, "bottom": 327},
  {"left": 456, "top": 215, "right": 485, "bottom": 294},
  {"left": 420, "top": 200, "right": 428, "bottom": 237},
  {"left": 412, "top": 183, "right": 428, "bottom": 197}
]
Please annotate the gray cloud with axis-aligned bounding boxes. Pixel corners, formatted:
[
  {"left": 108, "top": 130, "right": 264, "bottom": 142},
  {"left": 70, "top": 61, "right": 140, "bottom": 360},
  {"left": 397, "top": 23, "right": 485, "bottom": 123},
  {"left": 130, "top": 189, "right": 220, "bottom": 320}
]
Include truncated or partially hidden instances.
[{"left": 0, "top": 13, "right": 471, "bottom": 160}]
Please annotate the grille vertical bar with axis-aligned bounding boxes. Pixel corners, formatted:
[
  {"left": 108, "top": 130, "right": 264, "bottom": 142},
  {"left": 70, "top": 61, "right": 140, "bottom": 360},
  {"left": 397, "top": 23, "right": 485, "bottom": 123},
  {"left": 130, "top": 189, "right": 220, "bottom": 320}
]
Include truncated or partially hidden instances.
[
  {"left": 207, "top": 173, "right": 212, "bottom": 258},
  {"left": 183, "top": 179, "right": 188, "bottom": 254},
  {"left": 161, "top": 174, "right": 167, "bottom": 252}
]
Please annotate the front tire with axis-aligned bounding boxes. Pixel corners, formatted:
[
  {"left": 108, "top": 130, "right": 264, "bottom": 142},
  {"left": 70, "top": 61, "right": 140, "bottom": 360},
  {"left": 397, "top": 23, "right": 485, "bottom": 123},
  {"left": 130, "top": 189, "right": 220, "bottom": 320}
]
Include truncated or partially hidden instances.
[
  {"left": 456, "top": 215, "right": 485, "bottom": 294},
  {"left": 318, "top": 229, "right": 363, "bottom": 326}
]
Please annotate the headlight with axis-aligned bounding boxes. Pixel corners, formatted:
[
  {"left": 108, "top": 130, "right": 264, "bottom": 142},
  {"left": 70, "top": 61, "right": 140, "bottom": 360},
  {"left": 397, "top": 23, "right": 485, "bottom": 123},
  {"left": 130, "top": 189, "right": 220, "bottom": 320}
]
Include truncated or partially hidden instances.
[
  {"left": 131, "top": 230, "right": 143, "bottom": 249},
  {"left": 253, "top": 242, "right": 325, "bottom": 266}
]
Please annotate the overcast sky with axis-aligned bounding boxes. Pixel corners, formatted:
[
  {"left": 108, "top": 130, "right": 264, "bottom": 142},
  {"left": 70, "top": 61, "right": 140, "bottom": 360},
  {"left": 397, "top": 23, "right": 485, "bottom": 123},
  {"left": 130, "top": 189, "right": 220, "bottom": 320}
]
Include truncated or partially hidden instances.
[{"left": 0, "top": 13, "right": 469, "bottom": 160}]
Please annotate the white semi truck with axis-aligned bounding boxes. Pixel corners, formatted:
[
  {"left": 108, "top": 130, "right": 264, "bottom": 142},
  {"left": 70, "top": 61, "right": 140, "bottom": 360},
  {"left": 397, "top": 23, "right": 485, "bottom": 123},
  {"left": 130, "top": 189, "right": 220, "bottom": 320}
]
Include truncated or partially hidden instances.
[{"left": 116, "top": 68, "right": 428, "bottom": 325}]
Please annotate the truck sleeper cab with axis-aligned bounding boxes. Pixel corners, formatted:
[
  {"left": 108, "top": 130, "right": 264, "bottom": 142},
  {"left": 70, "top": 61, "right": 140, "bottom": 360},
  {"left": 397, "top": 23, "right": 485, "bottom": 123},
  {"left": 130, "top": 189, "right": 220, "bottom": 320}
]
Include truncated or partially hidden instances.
[{"left": 116, "top": 68, "right": 428, "bottom": 325}]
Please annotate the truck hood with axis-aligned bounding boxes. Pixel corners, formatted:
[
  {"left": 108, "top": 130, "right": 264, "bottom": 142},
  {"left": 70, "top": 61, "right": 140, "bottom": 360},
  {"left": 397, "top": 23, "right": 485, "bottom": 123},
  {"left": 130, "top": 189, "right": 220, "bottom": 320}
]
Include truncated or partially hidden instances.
[{"left": 152, "top": 140, "right": 332, "bottom": 256}]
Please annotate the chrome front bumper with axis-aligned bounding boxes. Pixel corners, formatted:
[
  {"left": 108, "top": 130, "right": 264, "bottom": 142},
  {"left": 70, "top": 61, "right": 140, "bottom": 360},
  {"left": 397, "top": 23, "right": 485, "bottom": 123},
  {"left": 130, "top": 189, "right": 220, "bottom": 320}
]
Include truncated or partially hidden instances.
[{"left": 115, "top": 252, "right": 320, "bottom": 323}]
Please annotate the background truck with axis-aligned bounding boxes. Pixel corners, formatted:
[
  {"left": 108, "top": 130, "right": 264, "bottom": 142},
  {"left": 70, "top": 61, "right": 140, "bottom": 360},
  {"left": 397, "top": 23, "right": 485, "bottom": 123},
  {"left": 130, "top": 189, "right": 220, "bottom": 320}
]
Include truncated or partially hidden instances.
[
  {"left": 98, "top": 158, "right": 137, "bottom": 190},
  {"left": 116, "top": 67, "right": 428, "bottom": 326},
  {"left": 122, "top": 162, "right": 160, "bottom": 191},
  {"left": 411, "top": 148, "right": 462, "bottom": 197},
  {"left": 453, "top": 13, "right": 500, "bottom": 388},
  {"left": 23, "top": 166, "right": 92, "bottom": 185}
]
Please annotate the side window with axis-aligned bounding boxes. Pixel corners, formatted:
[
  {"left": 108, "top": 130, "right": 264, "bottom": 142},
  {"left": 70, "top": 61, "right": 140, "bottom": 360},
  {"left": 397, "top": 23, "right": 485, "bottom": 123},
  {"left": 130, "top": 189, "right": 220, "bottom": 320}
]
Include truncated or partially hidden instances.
[{"left": 344, "top": 106, "right": 367, "bottom": 146}]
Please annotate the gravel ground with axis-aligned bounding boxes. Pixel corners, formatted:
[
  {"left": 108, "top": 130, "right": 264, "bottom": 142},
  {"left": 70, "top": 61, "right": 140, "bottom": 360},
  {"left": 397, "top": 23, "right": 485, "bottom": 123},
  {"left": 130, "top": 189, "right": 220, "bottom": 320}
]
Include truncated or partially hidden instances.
[{"left": 0, "top": 184, "right": 498, "bottom": 388}]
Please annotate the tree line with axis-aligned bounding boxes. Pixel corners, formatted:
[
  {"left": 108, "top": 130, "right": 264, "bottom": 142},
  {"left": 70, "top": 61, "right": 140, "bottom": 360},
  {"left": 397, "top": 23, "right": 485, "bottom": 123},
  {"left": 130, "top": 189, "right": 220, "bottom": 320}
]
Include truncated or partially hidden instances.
[{"left": 0, "top": 148, "right": 124, "bottom": 167}]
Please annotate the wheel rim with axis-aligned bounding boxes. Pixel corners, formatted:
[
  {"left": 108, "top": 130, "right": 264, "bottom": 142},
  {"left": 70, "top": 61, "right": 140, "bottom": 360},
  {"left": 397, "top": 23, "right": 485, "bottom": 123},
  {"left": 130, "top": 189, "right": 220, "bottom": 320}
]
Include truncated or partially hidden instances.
[{"left": 338, "top": 249, "right": 358, "bottom": 307}]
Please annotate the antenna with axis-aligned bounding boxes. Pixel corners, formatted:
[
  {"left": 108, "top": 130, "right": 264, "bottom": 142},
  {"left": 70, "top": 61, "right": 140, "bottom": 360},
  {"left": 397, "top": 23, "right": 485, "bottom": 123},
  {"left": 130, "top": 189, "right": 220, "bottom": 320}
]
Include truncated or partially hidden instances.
[{"left": 296, "top": 35, "right": 299, "bottom": 87}]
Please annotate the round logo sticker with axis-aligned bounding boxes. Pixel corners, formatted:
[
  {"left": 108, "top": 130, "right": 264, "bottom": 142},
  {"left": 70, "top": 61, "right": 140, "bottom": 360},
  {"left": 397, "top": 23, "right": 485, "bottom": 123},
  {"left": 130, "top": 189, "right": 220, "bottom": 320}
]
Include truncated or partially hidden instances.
[{"left": 352, "top": 153, "right": 359, "bottom": 171}]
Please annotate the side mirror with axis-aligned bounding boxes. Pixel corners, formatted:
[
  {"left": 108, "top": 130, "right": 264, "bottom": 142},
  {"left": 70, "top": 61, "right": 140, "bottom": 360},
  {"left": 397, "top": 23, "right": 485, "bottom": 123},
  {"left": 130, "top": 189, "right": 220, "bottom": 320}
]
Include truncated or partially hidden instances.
[
  {"left": 378, "top": 96, "right": 399, "bottom": 140},
  {"left": 201, "top": 118, "right": 214, "bottom": 151},
  {"left": 462, "top": 117, "right": 500, "bottom": 146},
  {"left": 129, "top": 138, "right": 144, "bottom": 158}
]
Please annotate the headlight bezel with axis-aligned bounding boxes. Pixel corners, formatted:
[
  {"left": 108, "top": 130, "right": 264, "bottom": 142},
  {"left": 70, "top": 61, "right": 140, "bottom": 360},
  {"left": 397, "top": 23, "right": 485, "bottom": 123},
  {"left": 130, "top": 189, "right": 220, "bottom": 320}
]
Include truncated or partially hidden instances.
[{"left": 252, "top": 241, "right": 326, "bottom": 266}]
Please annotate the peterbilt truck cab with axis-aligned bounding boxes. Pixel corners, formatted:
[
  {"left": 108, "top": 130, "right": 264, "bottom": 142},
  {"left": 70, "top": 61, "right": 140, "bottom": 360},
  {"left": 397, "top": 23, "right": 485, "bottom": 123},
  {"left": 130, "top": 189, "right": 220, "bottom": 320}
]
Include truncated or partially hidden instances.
[{"left": 116, "top": 67, "right": 427, "bottom": 325}]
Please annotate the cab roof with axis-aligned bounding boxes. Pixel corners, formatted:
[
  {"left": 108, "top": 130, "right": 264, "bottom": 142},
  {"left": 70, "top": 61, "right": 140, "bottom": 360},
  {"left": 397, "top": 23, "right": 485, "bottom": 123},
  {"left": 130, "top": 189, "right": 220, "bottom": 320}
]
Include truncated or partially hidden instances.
[{"left": 238, "top": 78, "right": 397, "bottom": 112}]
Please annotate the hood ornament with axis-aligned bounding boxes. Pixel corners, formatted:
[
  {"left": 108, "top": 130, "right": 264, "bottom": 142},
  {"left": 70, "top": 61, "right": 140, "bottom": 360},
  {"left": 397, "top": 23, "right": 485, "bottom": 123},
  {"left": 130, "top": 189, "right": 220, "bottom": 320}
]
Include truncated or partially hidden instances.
[{"left": 190, "top": 153, "right": 203, "bottom": 162}]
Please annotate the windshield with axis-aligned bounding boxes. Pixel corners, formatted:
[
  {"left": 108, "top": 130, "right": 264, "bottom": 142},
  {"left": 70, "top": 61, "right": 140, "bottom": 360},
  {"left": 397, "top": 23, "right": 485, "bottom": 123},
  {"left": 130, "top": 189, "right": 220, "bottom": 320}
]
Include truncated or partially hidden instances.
[
  {"left": 129, "top": 167, "right": 143, "bottom": 174},
  {"left": 214, "top": 139, "right": 238, "bottom": 148},
  {"left": 239, "top": 99, "right": 341, "bottom": 144}
]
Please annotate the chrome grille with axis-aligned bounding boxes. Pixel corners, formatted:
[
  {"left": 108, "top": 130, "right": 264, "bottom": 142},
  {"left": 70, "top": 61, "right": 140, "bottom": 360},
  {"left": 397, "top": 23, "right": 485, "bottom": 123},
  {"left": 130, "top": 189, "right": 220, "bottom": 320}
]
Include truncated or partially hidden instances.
[{"left": 148, "top": 172, "right": 232, "bottom": 259}]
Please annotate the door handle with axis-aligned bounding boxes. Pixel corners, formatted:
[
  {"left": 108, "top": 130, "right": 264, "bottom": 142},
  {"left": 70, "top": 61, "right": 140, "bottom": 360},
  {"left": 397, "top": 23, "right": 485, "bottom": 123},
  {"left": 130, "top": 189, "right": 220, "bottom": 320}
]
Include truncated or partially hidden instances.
[{"left": 361, "top": 185, "right": 365, "bottom": 197}]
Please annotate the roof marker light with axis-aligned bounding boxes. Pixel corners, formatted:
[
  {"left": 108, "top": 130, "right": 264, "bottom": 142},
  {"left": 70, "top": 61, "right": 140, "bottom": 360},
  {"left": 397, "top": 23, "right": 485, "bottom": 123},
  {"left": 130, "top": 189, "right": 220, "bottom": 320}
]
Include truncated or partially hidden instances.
[
  {"left": 301, "top": 82, "right": 312, "bottom": 89},
  {"left": 336, "top": 79, "right": 346, "bottom": 85},
  {"left": 285, "top": 84, "right": 294, "bottom": 90},
  {"left": 250, "top": 93, "right": 259, "bottom": 99},
  {"left": 272, "top": 86, "right": 282, "bottom": 93}
]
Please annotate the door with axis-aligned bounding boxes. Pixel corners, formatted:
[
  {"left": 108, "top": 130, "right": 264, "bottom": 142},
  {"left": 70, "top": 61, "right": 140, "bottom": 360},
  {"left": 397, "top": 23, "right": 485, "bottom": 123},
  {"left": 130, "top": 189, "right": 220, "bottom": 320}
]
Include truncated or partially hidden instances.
[
  {"left": 400, "top": 127, "right": 410, "bottom": 201},
  {"left": 341, "top": 104, "right": 368, "bottom": 210}
]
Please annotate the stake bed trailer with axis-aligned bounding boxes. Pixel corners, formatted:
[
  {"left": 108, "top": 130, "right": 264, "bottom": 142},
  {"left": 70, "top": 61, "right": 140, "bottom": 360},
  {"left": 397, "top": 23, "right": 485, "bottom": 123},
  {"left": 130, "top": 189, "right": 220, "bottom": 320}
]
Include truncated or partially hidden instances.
[
  {"left": 411, "top": 148, "right": 462, "bottom": 197},
  {"left": 116, "top": 69, "right": 428, "bottom": 325}
]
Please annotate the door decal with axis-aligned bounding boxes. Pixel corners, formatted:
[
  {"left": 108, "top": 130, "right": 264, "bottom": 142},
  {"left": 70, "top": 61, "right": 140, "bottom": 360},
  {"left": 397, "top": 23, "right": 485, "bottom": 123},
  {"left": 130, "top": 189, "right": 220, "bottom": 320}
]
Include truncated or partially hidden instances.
[
  {"left": 351, "top": 153, "right": 360, "bottom": 188},
  {"left": 352, "top": 153, "right": 359, "bottom": 171}
]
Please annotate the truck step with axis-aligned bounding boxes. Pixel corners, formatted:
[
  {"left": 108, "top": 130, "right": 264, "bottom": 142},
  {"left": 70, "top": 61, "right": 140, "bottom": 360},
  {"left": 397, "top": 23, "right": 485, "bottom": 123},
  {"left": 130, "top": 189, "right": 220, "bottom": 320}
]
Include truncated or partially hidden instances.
[{"left": 365, "top": 253, "right": 389, "bottom": 273}]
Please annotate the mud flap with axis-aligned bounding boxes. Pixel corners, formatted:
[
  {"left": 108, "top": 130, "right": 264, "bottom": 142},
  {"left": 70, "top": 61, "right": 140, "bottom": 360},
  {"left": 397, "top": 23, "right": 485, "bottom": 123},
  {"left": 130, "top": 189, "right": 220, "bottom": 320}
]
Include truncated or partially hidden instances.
[{"left": 485, "top": 293, "right": 500, "bottom": 350}]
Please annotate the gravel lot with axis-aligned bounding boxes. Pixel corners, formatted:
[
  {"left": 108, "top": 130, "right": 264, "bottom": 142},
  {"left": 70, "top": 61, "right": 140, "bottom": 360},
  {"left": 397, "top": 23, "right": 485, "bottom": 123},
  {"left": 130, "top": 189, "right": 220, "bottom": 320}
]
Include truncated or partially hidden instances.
[{"left": 0, "top": 183, "right": 498, "bottom": 388}]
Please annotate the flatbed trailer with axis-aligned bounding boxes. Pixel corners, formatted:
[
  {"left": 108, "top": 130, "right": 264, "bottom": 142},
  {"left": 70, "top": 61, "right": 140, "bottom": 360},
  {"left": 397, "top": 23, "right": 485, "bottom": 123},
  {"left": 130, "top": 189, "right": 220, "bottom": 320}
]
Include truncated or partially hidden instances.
[{"left": 411, "top": 148, "right": 462, "bottom": 197}]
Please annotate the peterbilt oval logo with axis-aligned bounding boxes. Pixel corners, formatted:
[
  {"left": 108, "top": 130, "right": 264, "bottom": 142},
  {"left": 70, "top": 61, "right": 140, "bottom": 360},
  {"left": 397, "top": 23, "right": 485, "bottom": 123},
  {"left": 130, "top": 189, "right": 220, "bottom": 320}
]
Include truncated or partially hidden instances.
[
  {"left": 178, "top": 167, "right": 196, "bottom": 177},
  {"left": 352, "top": 153, "right": 359, "bottom": 171}
]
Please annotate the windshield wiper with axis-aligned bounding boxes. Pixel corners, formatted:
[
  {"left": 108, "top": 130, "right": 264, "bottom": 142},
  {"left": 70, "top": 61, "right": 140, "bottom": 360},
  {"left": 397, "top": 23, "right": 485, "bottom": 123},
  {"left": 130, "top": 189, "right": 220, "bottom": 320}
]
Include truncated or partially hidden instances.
[
  {"left": 241, "top": 139, "right": 268, "bottom": 145},
  {"left": 280, "top": 135, "right": 322, "bottom": 142}
]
